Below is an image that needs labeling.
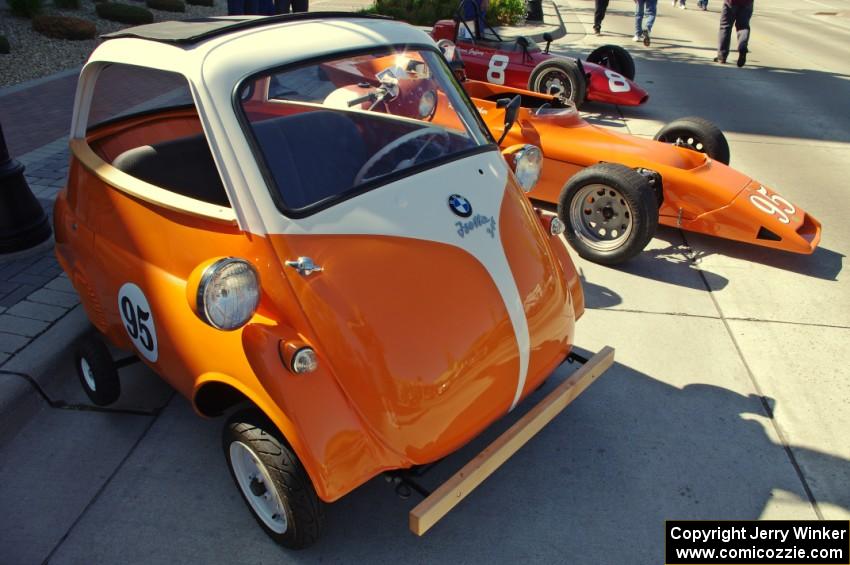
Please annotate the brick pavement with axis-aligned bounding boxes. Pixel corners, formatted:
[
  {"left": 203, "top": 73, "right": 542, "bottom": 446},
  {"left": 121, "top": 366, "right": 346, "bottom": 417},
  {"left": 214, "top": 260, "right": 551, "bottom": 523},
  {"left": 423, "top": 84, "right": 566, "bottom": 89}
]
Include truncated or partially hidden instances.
[{"left": 0, "top": 138, "right": 78, "bottom": 366}]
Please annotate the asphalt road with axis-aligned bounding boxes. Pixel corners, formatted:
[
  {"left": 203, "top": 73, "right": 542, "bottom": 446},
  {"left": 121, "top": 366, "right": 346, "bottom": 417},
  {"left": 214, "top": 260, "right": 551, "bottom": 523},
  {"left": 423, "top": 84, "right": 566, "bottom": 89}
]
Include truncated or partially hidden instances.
[{"left": 1, "top": 1, "right": 848, "bottom": 563}]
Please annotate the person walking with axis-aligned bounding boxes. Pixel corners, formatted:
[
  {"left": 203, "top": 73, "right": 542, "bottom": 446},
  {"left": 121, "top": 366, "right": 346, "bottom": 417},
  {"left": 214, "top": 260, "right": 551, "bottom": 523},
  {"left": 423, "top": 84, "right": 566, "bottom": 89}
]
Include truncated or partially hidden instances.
[
  {"left": 593, "top": 0, "right": 609, "bottom": 35},
  {"left": 697, "top": 0, "right": 708, "bottom": 10},
  {"left": 715, "top": 0, "right": 754, "bottom": 66},
  {"left": 672, "top": 0, "right": 686, "bottom": 9},
  {"left": 275, "top": 0, "right": 308, "bottom": 13},
  {"left": 633, "top": 0, "right": 657, "bottom": 46}
]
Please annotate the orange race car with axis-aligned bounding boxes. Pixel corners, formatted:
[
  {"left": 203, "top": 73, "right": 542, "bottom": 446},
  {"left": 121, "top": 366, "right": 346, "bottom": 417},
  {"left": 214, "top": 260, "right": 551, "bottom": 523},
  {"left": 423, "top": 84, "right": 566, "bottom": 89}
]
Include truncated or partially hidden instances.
[
  {"left": 436, "top": 41, "right": 822, "bottom": 264},
  {"left": 328, "top": 43, "right": 821, "bottom": 265},
  {"left": 55, "top": 14, "right": 614, "bottom": 548}
]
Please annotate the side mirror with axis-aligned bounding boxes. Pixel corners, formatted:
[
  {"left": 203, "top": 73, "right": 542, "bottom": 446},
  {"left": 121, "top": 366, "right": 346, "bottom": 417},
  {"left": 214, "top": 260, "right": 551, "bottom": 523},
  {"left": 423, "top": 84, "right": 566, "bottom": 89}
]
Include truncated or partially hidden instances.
[
  {"left": 496, "top": 95, "right": 522, "bottom": 145},
  {"left": 542, "top": 32, "right": 553, "bottom": 54}
]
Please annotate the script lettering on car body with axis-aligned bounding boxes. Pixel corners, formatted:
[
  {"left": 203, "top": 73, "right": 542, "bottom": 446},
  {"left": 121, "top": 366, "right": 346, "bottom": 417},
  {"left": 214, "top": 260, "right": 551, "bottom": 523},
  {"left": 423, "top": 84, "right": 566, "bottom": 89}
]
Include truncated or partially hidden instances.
[{"left": 456, "top": 214, "right": 497, "bottom": 239}]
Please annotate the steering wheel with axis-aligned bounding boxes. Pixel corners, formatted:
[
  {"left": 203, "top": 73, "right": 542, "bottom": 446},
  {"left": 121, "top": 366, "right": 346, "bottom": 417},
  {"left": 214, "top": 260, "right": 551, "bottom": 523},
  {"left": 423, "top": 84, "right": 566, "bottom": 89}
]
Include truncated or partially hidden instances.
[{"left": 354, "top": 127, "right": 449, "bottom": 185}]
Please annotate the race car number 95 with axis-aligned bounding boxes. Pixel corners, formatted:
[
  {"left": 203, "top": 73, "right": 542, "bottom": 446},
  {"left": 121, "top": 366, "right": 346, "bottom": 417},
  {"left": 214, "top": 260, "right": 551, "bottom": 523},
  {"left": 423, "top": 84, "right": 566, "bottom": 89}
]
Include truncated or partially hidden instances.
[
  {"left": 118, "top": 282, "right": 159, "bottom": 362},
  {"left": 750, "top": 185, "right": 796, "bottom": 224}
]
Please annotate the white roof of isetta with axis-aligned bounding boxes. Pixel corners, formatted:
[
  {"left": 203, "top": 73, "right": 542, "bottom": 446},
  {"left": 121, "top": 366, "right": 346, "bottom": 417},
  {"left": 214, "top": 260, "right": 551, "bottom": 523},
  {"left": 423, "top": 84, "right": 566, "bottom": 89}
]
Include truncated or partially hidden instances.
[{"left": 70, "top": 16, "right": 439, "bottom": 233}]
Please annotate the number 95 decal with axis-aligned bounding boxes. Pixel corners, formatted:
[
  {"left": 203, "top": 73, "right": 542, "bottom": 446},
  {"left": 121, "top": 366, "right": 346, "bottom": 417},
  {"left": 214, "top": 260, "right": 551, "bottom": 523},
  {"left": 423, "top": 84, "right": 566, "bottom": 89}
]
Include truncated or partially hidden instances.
[
  {"left": 749, "top": 185, "right": 796, "bottom": 224},
  {"left": 118, "top": 282, "right": 158, "bottom": 362}
]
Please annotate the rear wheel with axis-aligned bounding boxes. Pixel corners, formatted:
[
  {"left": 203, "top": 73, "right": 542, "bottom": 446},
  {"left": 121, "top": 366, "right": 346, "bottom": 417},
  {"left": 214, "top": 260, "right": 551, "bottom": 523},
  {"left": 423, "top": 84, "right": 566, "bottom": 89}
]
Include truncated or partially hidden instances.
[
  {"left": 223, "top": 409, "right": 325, "bottom": 549},
  {"left": 529, "top": 59, "right": 587, "bottom": 107},
  {"left": 558, "top": 163, "right": 658, "bottom": 265},
  {"left": 654, "top": 116, "right": 731, "bottom": 165},
  {"left": 587, "top": 45, "right": 636, "bottom": 80},
  {"left": 74, "top": 332, "right": 120, "bottom": 406}
]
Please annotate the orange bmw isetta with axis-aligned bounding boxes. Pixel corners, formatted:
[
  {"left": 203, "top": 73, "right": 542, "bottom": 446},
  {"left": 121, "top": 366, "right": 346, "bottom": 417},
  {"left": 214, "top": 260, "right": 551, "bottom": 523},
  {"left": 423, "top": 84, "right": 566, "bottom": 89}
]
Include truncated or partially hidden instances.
[{"left": 55, "top": 14, "right": 613, "bottom": 548}]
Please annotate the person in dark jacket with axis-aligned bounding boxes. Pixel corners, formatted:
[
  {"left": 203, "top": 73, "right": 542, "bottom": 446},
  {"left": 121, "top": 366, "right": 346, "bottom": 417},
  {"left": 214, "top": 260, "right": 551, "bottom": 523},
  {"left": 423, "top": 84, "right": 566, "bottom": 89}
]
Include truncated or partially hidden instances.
[
  {"left": 715, "top": 0, "right": 753, "bottom": 66},
  {"left": 276, "top": 0, "right": 308, "bottom": 13},
  {"left": 593, "top": 0, "right": 609, "bottom": 35}
]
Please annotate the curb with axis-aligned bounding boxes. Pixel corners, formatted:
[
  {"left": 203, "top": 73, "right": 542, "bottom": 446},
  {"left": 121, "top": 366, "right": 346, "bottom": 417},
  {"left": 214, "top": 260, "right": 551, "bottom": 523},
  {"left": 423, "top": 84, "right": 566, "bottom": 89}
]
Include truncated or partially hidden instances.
[
  {"left": 0, "top": 304, "right": 90, "bottom": 448},
  {"left": 0, "top": 67, "right": 81, "bottom": 98}
]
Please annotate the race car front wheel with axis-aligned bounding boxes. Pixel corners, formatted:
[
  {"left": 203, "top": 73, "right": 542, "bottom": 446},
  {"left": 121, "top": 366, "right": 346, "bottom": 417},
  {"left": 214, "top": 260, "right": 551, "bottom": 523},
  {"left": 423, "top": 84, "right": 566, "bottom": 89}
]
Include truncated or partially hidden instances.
[
  {"left": 223, "top": 409, "right": 325, "bottom": 549},
  {"left": 558, "top": 163, "right": 658, "bottom": 265},
  {"left": 529, "top": 59, "right": 587, "bottom": 107},
  {"left": 587, "top": 45, "right": 636, "bottom": 80},
  {"left": 654, "top": 117, "right": 731, "bottom": 165}
]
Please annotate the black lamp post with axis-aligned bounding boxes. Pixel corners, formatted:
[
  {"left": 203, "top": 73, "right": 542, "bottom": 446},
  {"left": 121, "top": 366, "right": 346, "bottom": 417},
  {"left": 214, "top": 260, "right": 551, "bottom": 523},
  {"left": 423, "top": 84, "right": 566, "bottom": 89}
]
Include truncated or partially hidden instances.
[{"left": 0, "top": 123, "right": 52, "bottom": 254}]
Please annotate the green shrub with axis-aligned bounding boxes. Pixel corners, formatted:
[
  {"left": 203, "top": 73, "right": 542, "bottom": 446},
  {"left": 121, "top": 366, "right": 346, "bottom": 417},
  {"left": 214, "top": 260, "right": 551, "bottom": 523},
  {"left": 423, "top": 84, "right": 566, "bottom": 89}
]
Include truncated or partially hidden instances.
[
  {"left": 32, "top": 14, "right": 97, "bottom": 39},
  {"left": 0, "top": 35, "right": 10, "bottom": 54},
  {"left": 371, "top": 0, "right": 457, "bottom": 26},
  {"left": 146, "top": 0, "right": 185, "bottom": 11},
  {"left": 9, "top": 0, "right": 44, "bottom": 17},
  {"left": 53, "top": 0, "right": 81, "bottom": 8},
  {"left": 369, "top": 0, "right": 526, "bottom": 27},
  {"left": 186, "top": 0, "right": 213, "bottom": 6},
  {"left": 487, "top": 0, "right": 526, "bottom": 25},
  {"left": 95, "top": 2, "right": 154, "bottom": 23}
]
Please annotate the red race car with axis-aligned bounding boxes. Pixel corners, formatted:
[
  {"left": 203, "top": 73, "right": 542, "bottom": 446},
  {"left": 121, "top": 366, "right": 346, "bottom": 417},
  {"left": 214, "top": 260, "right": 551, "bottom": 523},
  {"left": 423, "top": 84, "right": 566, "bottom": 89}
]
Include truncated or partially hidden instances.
[{"left": 430, "top": 1, "right": 648, "bottom": 108}]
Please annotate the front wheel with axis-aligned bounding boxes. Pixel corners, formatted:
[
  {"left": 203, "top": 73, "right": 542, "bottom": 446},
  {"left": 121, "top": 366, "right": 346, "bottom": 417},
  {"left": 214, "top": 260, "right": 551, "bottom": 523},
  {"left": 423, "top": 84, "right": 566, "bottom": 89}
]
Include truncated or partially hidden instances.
[
  {"left": 223, "top": 409, "right": 325, "bottom": 549},
  {"left": 74, "top": 332, "right": 120, "bottom": 406},
  {"left": 529, "top": 59, "right": 587, "bottom": 107},
  {"left": 654, "top": 116, "right": 731, "bottom": 165},
  {"left": 586, "top": 45, "right": 636, "bottom": 80},
  {"left": 558, "top": 163, "right": 658, "bottom": 265}
]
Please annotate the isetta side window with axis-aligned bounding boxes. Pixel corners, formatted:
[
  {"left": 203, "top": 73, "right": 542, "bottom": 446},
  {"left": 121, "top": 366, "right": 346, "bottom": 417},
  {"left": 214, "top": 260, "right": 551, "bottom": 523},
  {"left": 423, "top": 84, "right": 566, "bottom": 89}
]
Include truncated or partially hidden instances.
[
  {"left": 85, "top": 64, "right": 231, "bottom": 209},
  {"left": 238, "top": 48, "right": 492, "bottom": 214}
]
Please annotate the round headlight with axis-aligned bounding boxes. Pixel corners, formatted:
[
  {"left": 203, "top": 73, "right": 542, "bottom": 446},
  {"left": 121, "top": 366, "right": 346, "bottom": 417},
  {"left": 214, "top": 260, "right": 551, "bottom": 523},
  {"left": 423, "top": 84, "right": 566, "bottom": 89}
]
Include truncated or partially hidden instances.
[
  {"left": 291, "top": 347, "right": 318, "bottom": 374},
  {"left": 419, "top": 90, "right": 437, "bottom": 119},
  {"left": 197, "top": 258, "right": 260, "bottom": 330},
  {"left": 513, "top": 145, "right": 543, "bottom": 192}
]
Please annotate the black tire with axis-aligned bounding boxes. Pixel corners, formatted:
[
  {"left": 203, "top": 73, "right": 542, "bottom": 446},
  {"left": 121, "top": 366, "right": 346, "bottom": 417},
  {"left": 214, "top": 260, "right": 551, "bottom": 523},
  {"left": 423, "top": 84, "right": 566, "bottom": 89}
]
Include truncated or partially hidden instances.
[
  {"left": 529, "top": 58, "right": 587, "bottom": 107},
  {"left": 223, "top": 409, "right": 325, "bottom": 549},
  {"left": 654, "top": 116, "right": 731, "bottom": 165},
  {"left": 586, "top": 44, "right": 636, "bottom": 80},
  {"left": 74, "top": 332, "right": 120, "bottom": 406},
  {"left": 557, "top": 163, "right": 658, "bottom": 265}
]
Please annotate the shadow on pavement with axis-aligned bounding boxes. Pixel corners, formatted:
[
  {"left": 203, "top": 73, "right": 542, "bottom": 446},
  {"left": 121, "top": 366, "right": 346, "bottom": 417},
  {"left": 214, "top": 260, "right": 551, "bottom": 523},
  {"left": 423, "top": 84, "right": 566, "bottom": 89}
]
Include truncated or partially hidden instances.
[
  {"left": 677, "top": 231, "right": 845, "bottom": 282},
  {"left": 580, "top": 268, "right": 623, "bottom": 308},
  {"left": 40, "top": 355, "right": 850, "bottom": 563}
]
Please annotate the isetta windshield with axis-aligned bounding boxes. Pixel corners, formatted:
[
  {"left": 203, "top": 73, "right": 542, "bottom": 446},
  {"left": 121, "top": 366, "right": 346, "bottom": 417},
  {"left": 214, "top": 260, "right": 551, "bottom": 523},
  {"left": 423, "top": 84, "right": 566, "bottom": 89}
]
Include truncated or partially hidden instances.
[{"left": 238, "top": 48, "right": 493, "bottom": 213}]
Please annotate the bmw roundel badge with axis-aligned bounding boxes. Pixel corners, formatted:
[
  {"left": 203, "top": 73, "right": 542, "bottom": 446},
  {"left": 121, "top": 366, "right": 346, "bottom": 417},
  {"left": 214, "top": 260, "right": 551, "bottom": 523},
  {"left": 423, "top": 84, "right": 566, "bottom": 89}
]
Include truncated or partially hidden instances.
[{"left": 448, "top": 194, "right": 473, "bottom": 218}]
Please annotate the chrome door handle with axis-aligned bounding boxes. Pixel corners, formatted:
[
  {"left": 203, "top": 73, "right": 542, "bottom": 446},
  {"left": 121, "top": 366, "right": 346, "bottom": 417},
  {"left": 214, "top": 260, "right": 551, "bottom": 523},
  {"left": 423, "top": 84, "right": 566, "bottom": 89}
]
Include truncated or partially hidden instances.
[{"left": 285, "top": 256, "right": 323, "bottom": 276}]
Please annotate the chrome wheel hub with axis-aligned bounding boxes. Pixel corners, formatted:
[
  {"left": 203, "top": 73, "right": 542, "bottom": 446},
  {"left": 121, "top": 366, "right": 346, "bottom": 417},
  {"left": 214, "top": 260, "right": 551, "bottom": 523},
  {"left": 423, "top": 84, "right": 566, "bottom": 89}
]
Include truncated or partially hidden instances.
[
  {"left": 229, "top": 441, "right": 288, "bottom": 534},
  {"left": 569, "top": 184, "right": 634, "bottom": 251},
  {"left": 80, "top": 358, "right": 96, "bottom": 391},
  {"left": 538, "top": 70, "right": 572, "bottom": 100}
]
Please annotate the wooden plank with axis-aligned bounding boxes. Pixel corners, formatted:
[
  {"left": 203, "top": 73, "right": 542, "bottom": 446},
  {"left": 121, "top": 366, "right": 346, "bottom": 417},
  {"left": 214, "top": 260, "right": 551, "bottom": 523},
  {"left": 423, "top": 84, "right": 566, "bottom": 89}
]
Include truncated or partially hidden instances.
[{"left": 409, "top": 346, "right": 615, "bottom": 536}]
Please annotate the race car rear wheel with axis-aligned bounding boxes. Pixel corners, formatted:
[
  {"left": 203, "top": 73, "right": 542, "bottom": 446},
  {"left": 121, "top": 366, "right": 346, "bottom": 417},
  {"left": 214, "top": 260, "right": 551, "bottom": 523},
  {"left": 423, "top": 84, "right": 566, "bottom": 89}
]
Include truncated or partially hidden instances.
[
  {"left": 224, "top": 409, "right": 325, "bottom": 549},
  {"left": 654, "top": 117, "right": 731, "bottom": 165},
  {"left": 587, "top": 45, "right": 636, "bottom": 80},
  {"left": 558, "top": 163, "right": 658, "bottom": 265},
  {"left": 529, "top": 59, "right": 587, "bottom": 107}
]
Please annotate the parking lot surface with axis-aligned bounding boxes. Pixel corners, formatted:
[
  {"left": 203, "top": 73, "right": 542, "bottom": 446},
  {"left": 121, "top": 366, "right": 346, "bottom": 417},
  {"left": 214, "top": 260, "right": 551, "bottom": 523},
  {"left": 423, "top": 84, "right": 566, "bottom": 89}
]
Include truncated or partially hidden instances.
[{"left": 1, "top": 0, "right": 848, "bottom": 562}]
